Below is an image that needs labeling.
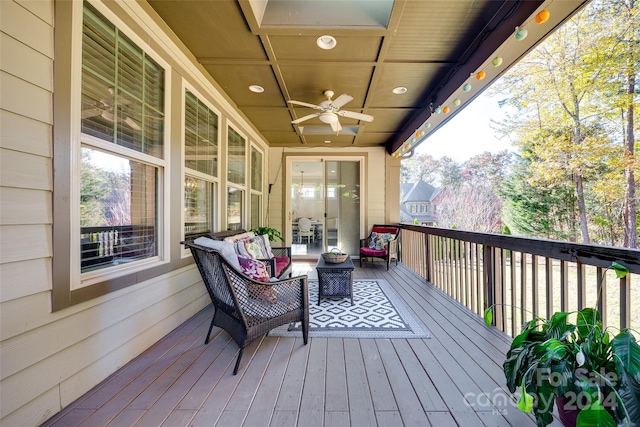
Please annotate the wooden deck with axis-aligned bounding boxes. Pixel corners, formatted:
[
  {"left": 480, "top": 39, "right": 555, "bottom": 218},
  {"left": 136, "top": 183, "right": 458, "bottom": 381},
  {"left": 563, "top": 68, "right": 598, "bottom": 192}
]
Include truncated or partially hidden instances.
[{"left": 42, "top": 261, "right": 559, "bottom": 427}]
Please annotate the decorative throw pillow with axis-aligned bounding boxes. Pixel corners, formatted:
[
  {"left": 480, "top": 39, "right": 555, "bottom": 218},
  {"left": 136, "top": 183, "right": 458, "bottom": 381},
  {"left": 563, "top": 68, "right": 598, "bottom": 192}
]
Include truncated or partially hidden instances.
[
  {"left": 374, "top": 233, "right": 396, "bottom": 250},
  {"left": 238, "top": 256, "right": 270, "bottom": 282},
  {"left": 244, "top": 240, "right": 267, "bottom": 259},
  {"left": 253, "top": 234, "right": 275, "bottom": 259},
  {"left": 369, "top": 231, "right": 379, "bottom": 249},
  {"left": 234, "top": 238, "right": 252, "bottom": 258},
  {"left": 193, "top": 237, "right": 241, "bottom": 270},
  {"left": 238, "top": 257, "right": 278, "bottom": 303}
]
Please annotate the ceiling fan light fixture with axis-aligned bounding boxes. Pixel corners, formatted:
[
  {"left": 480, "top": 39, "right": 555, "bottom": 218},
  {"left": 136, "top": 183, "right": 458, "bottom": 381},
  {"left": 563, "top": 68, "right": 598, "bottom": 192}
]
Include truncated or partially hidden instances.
[
  {"left": 317, "top": 35, "right": 337, "bottom": 50},
  {"left": 392, "top": 86, "right": 407, "bottom": 94},
  {"left": 248, "top": 85, "right": 264, "bottom": 93},
  {"left": 319, "top": 112, "right": 339, "bottom": 124}
]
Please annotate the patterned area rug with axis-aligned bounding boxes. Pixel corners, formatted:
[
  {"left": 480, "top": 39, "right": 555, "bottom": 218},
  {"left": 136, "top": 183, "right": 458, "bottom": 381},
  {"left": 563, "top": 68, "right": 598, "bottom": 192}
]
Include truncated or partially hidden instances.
[{"left": 268, "top": 279, "right": 431, "bottom": 339}]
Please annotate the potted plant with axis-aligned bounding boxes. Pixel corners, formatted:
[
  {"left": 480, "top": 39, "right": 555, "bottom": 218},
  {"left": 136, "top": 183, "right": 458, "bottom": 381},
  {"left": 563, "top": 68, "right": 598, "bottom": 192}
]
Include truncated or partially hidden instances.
[
  {"left": 484, "top": 262, "right": 639, "bottom": 427},
  {"left": 250, "top": 226, "right": 284, "bottom": 243}
]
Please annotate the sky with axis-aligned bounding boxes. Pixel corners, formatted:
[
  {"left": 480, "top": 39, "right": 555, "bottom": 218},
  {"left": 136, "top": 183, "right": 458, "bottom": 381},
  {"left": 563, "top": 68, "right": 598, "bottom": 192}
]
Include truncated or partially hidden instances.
[{"left": 415, "top": 91, "right": 515, "bottom": 162}]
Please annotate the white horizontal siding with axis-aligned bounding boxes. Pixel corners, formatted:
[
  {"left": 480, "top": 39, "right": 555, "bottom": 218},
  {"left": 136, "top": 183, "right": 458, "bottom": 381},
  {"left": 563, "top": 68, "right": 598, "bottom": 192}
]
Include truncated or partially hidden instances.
[
  {"left": 0, "top": 71, "right": 52, "bottom": 124},
  {"left": 1, "top": 32, "right": 53, "bottom": 91},
  {"left": 0, "top": 224, "right": 51, "bottom": 265},
  {"left": 14, "top": 0, "right": 54, "bottom": 25},
  {"left": 0, "top": 0, "right": 53, "bottom": 57},
  {"left": 0, "top": 258, "right": 51, "bottom": 303},
  {"left": 1, "top": 266, "right": 207, "bottom": 420},
  {"left": 0, "top": 110, "right": 52, "bottom": 156},
  {"left": 0, "top": 149, "right": 52, "bottom": 190},
  {"left": 0, "top": 187, "right": 52, "bottom": 225}
]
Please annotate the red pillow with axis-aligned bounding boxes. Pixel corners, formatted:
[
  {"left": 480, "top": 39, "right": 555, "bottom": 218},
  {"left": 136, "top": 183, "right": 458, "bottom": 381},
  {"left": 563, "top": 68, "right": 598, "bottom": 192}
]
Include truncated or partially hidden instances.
[{"left": 372, "top": 227, "right": 399, "bottom": 235}]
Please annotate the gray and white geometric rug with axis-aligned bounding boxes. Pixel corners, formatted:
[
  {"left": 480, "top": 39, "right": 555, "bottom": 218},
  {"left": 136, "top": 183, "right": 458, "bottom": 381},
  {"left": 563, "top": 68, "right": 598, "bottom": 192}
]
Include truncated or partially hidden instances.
[{"left": 269, "top": 279, "right": 431, "bottom": 339}]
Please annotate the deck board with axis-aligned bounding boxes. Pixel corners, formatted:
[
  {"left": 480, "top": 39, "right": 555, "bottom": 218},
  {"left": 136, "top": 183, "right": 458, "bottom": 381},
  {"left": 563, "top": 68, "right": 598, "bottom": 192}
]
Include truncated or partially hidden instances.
[{"left": 42, "top": 262, "right": 557, "bottom": 427}]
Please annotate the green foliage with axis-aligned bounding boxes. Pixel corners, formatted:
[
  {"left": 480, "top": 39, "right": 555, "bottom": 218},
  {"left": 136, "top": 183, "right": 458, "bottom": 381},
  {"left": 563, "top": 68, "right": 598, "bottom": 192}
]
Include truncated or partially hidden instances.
[
  {"left": 489, "top": 0, "right": 639, "bottom": 248},
  {"left": 500, "top": 155, "right": 578, "bottom": 240},
  {"left": 485, "top": 263, "right": 639, "bottom": 427},
  {"left": 250, "top": 226, "right": 284, "bottom": 242}
]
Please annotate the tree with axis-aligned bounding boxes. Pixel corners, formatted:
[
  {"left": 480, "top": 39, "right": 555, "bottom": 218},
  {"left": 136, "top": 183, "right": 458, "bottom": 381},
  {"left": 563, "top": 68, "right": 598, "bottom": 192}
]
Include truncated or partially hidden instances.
[
  {"left": 491, "top": 4, "right": 624, "bottom": 244},
  {"left": 435, "top": 151, "right": 512, "bottom": 232},
  {"left": 400, "top": 153, "right": 440, "bottom": 184},
  {"left": 80, "top": 149, "right": 109, "bottom": 227},
  {"left": 500, "top": 155, "right": 578, "bottom": 240},
  {"left": 600, "top": 0, "right": 639, "bottom": 247}
]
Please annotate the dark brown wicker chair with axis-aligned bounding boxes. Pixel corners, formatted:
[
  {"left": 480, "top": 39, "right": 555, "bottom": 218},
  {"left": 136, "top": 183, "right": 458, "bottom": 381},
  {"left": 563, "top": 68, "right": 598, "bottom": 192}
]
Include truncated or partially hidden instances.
[{"left": 184, "top": 241, "right": 309, "bottom": 374}]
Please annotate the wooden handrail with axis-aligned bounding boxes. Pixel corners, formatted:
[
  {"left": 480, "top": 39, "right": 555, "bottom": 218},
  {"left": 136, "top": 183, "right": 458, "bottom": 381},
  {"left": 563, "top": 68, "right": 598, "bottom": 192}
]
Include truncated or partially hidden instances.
[{"left": 399, "top": 224, "right": 639, "bottom": 337}]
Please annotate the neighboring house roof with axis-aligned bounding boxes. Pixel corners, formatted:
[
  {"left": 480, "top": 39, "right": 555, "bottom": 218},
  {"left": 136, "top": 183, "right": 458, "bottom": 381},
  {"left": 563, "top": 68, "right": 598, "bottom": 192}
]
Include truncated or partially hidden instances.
[{"left": 400, "top": 180, "right": 441, "bottom": 203}]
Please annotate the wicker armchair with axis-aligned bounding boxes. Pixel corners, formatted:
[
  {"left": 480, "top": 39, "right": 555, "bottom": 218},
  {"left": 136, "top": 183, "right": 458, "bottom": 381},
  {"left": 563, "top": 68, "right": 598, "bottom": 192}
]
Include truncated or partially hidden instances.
[{"left": 184, "top": 241, "right": 309, "bottom": 374}]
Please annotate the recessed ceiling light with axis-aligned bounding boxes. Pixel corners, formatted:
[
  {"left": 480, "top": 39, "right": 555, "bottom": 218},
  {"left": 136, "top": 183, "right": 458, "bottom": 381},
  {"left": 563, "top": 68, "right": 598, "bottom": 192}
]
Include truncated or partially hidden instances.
[
  {"left": 392, "top": 86, "right": 407, "bottom": 94},
  {"left": 249, "top": 85, "right": 264, "bottom": 93},
  {"left": 317, "top": 35, "right": 337, "bottom": 50},
  {"left": 324, "top": 140, "right": 331, "bottom": 144}
]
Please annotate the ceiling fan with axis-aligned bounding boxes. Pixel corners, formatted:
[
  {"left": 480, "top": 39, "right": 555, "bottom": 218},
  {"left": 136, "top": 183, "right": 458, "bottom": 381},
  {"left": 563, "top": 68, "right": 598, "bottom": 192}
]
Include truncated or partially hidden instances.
[
  {"left": 288, "top": 90, "right": 374, "bottom": 135},
  {"left": 82, "top": 87, "right": 142, "bottom": 131}
]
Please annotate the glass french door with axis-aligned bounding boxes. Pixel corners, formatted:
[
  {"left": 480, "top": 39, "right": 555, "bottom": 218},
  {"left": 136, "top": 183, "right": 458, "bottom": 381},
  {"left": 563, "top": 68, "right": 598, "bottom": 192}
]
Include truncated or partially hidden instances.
[{"left": 288, "top": 159, "right": 361, "bottom": 258}]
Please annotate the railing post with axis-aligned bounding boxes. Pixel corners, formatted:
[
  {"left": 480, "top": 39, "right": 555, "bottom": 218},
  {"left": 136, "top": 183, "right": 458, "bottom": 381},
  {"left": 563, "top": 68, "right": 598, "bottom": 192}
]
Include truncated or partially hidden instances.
[
  {"left": 620, "top": 274, "right": 631, "bottom": 330},
  {"left": 577, "top": 261, "right": 586, "bottom": 310},
  {"left": 425, "top": 233, "right": 431, "bottom": 282},
  {"left": 483, "top": 245, "right": 495, "bottom": 324},
  {"left": 546, "top": 258, "right": 554, "bottom": 319}
]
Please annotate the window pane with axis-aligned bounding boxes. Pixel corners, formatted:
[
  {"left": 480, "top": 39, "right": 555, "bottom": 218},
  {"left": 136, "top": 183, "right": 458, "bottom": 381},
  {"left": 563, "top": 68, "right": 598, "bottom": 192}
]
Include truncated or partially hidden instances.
[
  {"left": 185, "top": 176, "right": 213, "bottom": 237},
  {"left": 227, "top": 127, "right": 245, "bottom": 185},
  {"left": 227, "top": 187, "right": 243, "bottom": 230},
  {"left": 80, "top": 147, "right": 157, "bottom": 272},
  {"left": 81, "top": 4, "right": 164, "bottom": 158},
  {"left": 251, "top": 146, "right": 262, "bottom": 190},
  {"left": 185, "top": 91, "right": 218, "bottom": 176},
  {"left": 250, "top": 194, "right": 261, "bottom": 230}
]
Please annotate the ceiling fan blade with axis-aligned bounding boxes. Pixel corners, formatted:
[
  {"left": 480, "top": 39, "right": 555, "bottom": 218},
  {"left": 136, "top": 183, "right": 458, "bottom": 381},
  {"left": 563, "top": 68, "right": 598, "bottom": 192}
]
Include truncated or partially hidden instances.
[
  {"left": 337, "top": 110, "right": 374, "bottom": 122},
  {"left": 330, "top": 94, "right": 353, "bottom": 109},
  {"left": 288, "top": 100, "right": 324, "bottom": 110},
  {"left": 82, "top": 108, "right": 103, "bottom": 119},
  {"left": 124, "top": 116, "right": 142, "bottom": 131},
  {"left": 330, "top": 120, "right": 342, "bottom": 134},
  {"left": 292, "top": 113, "right": 320, "bottom": 124}
]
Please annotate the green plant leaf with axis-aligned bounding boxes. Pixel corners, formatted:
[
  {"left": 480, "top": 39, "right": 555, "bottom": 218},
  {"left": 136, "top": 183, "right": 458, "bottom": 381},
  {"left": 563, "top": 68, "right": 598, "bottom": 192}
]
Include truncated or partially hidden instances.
[
  {"left": 612, "top": 330, "right": 640, "bottom": 384},
  {"left": 484, "top": 307, "right": 493, "bottom": 326},
  {"left": 534, "top": 338, "right": 568, "bottom": 362},
  {"left": 504, "top": 344, "right": 536, "bottom": 392},
  {"left": 577, "top": 308, "right": 600, "bottom": 339},
  {"left": 611, "top": 262, "right": 629, "bottom": 279},
  {"left": 615, "top": 369, "right": 640, "bottom": 425},
  {"left": 543, "top": 311, "right": 575, "bottom": 340},
  {"left": 517, "top": 386, "right": 534, "bottom": 413},
  {"left": 611, "top": 331, "right": 640, "bottom": 424},
  {"left": 576, "top": 400, "right": 617, "bottom": 427}
]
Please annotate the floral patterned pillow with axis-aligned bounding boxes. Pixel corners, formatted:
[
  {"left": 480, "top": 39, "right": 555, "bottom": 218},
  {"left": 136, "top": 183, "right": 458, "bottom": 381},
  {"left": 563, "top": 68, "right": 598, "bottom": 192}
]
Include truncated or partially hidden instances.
[
  {"left": 238, "top": 256, "right": 270, "bottom": 282},
  {"left": 238, "top": 257, "right": 278, "bottom": 303}
]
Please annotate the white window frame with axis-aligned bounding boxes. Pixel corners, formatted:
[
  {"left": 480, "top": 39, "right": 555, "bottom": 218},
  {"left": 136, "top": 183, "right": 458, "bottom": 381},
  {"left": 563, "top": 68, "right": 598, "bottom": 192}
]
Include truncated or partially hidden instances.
[
  {"left": 181, "top": 82, "right": 221, "bottom": 252},
  {"left": 226, "top": 122, "right": 248, "bottom": 229},
  {"left": 72, "top": 0, "right": 171, "bottom": 289},
  {"left": 249, "top": 142, "right": 265, "bottom": 229}
]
